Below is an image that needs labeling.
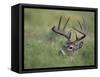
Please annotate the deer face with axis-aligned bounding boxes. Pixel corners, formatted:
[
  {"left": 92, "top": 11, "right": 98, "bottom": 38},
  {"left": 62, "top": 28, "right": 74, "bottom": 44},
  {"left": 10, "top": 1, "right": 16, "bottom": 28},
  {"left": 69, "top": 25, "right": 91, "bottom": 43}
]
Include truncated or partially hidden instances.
[
  {"left": 52, "top": 16, "right": 86, "bottom": 55},
  {"left": 63, "top": 41, "right": 83, "bottom": 52}
]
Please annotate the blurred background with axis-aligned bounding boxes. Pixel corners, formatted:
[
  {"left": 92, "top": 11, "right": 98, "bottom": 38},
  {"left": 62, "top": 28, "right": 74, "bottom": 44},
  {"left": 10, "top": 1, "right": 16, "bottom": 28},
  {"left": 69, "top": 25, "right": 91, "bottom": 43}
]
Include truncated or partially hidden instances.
[{"left": 24, "top": 8, "right": 95, "bottom": 69}]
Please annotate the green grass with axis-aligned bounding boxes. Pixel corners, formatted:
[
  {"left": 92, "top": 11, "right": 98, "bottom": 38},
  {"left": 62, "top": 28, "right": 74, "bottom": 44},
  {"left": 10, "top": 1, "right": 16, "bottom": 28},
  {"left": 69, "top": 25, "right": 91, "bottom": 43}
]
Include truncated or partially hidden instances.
[{"left": 24, "top": 8, "right": 95, "bottom": 69}]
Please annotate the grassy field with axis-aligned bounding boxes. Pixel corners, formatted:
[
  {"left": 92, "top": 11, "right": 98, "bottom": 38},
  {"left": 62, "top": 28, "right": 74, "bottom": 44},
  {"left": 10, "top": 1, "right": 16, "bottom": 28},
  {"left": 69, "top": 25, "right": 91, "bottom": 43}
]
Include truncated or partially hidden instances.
[{"left": 24, "top": 8, "right": 95, "bottom": 69}]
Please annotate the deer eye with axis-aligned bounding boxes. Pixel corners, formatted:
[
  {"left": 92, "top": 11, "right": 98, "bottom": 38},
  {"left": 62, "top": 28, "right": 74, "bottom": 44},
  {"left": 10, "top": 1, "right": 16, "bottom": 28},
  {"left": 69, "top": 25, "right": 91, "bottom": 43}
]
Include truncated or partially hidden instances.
[{"left": 69, "top": 46, "right": 73, "bottom": 49}]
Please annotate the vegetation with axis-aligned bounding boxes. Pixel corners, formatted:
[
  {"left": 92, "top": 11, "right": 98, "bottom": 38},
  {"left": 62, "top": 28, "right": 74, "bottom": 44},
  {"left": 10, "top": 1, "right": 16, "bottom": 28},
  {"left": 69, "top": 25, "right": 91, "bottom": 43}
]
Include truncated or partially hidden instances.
[{"left": 24, "top": 8, "right": 95, "bottom": 69}]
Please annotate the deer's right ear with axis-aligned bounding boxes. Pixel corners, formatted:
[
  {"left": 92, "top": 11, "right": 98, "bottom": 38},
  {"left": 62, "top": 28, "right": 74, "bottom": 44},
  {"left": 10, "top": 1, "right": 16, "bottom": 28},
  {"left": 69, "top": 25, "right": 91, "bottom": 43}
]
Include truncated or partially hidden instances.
[{"left": 78, "top": 41, "right": 83, "bottom": 48}]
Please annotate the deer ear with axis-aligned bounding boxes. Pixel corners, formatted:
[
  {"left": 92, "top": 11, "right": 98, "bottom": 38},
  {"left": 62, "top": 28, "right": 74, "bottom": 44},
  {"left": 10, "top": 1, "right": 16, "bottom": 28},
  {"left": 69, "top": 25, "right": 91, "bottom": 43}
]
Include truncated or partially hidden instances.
[{"left": 78, "top": 41, "right": 83, "bottom": 48}]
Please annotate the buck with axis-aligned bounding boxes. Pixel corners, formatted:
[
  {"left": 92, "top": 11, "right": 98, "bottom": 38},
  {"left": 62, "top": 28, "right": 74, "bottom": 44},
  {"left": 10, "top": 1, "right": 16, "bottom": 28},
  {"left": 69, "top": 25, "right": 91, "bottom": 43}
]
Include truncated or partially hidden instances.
[{"left": 52, "top": 16, "right": 86, "bottom": 56}]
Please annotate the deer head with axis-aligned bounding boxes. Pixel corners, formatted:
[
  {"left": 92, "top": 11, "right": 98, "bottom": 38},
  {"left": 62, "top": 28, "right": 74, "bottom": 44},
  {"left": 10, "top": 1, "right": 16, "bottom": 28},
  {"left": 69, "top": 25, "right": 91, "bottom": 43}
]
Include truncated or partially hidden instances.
[{"left": 52, "top": 16, "right": 86, "bottom": 55}]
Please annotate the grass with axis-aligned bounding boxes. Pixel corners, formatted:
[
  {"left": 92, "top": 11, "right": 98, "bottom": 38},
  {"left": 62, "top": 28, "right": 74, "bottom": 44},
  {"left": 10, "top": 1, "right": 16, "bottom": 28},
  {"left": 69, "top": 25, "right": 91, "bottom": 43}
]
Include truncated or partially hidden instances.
[{"left": 24, "top": 8, "right": 95, "bottom": 69}]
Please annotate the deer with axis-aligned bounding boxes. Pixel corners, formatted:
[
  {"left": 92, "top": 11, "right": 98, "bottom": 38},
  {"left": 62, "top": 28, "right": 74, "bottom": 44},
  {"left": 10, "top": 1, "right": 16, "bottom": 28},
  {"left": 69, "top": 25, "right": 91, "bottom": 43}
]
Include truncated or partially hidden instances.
[{"left": 51, "top": 16, "right": 86, "bottom": 56}]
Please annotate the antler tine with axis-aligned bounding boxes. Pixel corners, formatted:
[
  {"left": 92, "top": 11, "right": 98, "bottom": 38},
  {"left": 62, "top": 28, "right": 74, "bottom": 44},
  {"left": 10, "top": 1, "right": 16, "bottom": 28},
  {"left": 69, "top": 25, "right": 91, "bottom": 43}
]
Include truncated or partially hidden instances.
[
  {"left": 75, "top": 32, "right": 78, "bottom": 40},
  {"left": 72, "top": 17, "right": 86, "bottom": 43},
  {"left": 52, "top": 16, "right": 70, "bottom": 40},
  {"left": 82, "top": 16, "right": 86, "bottom": 33},
  {"left": 58, "top": 16, "right": 62, "bottom": 30},
  {"left": 72, "top": 27, "right": 86, "bottom": 42},
  {"left": 77, "top": 20, "right": 83, "bottom": 30},
  {"left": 66, "top": 31, "right": 71, "bottom": 40},
  {"left": 63, "top": 16, "right": 70, "bottom": 31}
]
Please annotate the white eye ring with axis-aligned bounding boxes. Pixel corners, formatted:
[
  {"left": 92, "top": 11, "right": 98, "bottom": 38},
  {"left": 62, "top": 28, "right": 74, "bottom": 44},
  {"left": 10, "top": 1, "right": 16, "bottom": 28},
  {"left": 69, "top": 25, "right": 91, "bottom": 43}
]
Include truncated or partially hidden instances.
[{"left": 67, "top": 45, "right": 74, "bottom": 51}]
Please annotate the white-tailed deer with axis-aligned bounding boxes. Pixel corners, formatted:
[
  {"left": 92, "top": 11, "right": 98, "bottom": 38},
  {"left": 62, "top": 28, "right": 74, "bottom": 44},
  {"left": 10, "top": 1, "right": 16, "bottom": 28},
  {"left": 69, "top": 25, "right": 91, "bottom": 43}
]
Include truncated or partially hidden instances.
[{"left": 52, "top": 16, "right": 86, "bottom": 56}]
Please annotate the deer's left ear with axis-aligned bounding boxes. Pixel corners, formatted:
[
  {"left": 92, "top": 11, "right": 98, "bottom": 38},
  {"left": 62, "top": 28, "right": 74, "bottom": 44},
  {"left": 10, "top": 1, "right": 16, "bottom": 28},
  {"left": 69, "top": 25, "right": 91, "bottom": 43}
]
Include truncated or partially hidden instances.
[{"left": 78, "top": 41, "right": 83, "bottom": 48}]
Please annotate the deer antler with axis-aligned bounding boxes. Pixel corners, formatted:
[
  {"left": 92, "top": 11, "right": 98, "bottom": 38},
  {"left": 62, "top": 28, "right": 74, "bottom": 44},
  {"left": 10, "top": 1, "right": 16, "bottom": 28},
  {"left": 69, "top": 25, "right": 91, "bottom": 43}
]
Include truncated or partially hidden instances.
[
  {"left": 52, "top": 16, "right": 71, "bottom": 41},
  {"left": 72, "top": 17, "right": 86, "bottom": 43}
]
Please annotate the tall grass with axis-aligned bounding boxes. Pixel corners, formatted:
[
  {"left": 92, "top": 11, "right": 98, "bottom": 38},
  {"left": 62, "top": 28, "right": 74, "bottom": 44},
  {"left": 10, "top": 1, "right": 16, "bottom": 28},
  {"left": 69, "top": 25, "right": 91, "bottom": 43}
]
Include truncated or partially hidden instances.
[{"left": 24, "top": 8, "right": 95, "bottom": 69}]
